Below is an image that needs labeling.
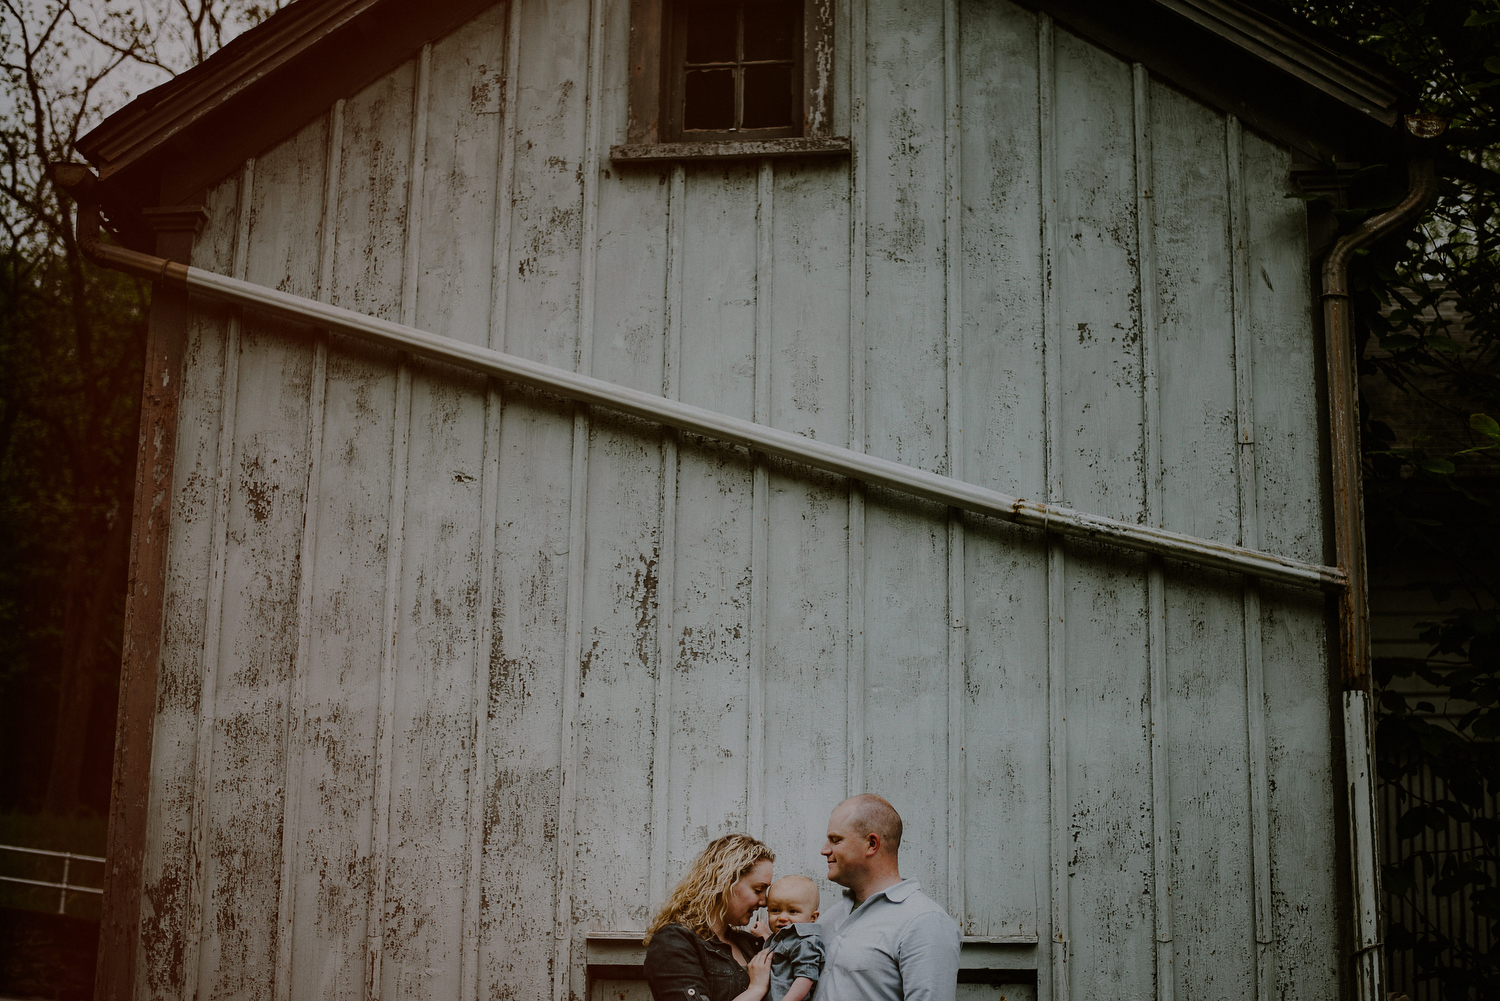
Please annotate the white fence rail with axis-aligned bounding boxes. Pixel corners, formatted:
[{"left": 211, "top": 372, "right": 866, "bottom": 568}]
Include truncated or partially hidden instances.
[{"left": 0, "top": 843, "right": 105, "bottom": 916}]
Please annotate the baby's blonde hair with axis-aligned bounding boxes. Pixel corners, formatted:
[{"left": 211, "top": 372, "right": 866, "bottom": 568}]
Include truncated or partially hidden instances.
[
  {"left": 769, "top": 874, "right": 820, "bottom": 911},
  {"left": 643, "top": 833, "right": 775, "bottom": 944}
]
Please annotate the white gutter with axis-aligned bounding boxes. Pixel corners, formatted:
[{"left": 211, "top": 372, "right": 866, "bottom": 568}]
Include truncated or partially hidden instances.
[{"left": 60, "top": 167, "right": 1345, "bottom": 592}]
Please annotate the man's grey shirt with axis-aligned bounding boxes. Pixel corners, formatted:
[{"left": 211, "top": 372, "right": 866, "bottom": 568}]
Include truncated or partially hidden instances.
[{"left": 812, "top": 879, "right": 960, "bottom": 1001}]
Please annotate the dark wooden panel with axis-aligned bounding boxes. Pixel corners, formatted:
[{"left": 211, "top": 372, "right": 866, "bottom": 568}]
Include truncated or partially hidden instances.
[{"left": 95, "top": 206, "right": 204, "bottom": 1001}]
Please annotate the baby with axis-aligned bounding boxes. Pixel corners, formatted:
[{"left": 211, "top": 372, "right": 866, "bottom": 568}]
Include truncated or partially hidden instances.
[{"left": 762, "top": 875, "right": 825, "bottom": 1001}]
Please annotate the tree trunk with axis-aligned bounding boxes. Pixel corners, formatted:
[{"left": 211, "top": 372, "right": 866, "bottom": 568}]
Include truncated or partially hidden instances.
[{"left": 42, "top": 503, "right": 130, "bottom": 815}]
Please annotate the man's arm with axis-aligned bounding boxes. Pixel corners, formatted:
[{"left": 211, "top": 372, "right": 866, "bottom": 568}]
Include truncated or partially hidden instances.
[{"left": 895, "top": 912, "right": 961, "bottom": 1001}]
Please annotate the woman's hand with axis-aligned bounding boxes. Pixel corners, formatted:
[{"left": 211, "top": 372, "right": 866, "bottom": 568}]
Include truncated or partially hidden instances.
[
  {"left": 727, "top": 949, "right": 774, "bottom": 1001},
  {"left": 746, "top": 950, "right": 773, "bottom": 993}
]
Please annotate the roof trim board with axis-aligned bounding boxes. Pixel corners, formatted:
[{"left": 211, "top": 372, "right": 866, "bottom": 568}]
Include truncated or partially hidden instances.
[
  {"left": 76, "top": 0, "right": 495, "bottom": 221},
  {"left": 1154, "top": 0, "right": 1405, "bottom": 123},
  {"left": 77, "top": 0, "right": 383, "bottom": 176},
  {"left": 1029, "top": 0, "right": 1412, "bottom": 165}
]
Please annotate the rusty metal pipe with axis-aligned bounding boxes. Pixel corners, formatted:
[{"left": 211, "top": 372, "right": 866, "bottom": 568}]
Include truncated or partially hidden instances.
[
  {"left": 54, "top": 165, "right": 192, "bottom": 289},
  {"left": 59, "top": 167, "right": 1346, "bottom": 591},
  {"left": 1319, "top": 157, "right": 1437, "bottom": 1001},
  {"left": 1321, "top": 158, "right": 1437, "bottom": 689}
]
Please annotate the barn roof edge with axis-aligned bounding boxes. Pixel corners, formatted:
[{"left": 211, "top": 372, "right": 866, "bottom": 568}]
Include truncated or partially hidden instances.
[
  {"left": 1029, "top": 0, "right": 1417, "bottom": 165},
  {"left": 76, "top": 0, "right": 1416, "bottom": 226}
]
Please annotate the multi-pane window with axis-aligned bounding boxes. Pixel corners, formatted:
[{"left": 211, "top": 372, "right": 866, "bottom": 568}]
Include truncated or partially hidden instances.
[
  {"left": 618, "top": 0, "right": 838, "bottom": 154},
  {"left": 678, "top": 1, "right": 800, "bottom": 135}
]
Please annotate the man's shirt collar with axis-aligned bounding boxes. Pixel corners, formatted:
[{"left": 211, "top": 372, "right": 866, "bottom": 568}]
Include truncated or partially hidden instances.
[{"left": 846, "top": 877, "right": 920, "bottom": 908}]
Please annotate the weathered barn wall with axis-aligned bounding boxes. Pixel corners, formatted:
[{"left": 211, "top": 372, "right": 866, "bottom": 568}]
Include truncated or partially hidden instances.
[{"left": 137, "top": 1, "right": 1342, "bottom": 999}]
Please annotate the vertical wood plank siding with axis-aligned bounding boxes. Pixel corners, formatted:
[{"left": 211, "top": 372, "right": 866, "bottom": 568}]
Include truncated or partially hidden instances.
[
  {"left": 182, "top": 158, "right": 254, "bottom": 1001},
  {"left": 766, "top": 150, "right": 851, "bottom": 876},
  {"left": 1056, "top": 25, "right": 1155, "bottom": 996},
  {"left": 649, "top": 163, "right": 687, "bottom": 908},
  {"left": 1151, "top": 76, "right": 1254, "bottom": 1001},
  {"left": 135, "top": 176, "right": 239, "bottom": 1001},
  {"left": 845, "top": 0, "right": 869, "bottom": 808},
  {"left": 941, "top": 0, "right": 967, "bottom": 929},
  {"left": 135, "top": 2, "right": 1344, "bottom": 999},
  {"left": 958, "top": 0, "right": 1047, "bottom": 949},
  {"left": 1038, "top": 17, "right": 1070, "bottom": 1001},
  {"left": 272, "top": 97, "right": 342, "bottom": 1001},
  {"left": 747, "top": 158, "right": 774, "bottom": 841},
  {"left": 562, "top": 3, "right": 609, "bottom": 996},
  {"left": 365, "top": 42, "right": 426, "bottom": 1000},
  {"left": 460, "top": 7, "right": 517, "bottom": 994},
  {"left": 1131, "top": 64, "right": 1175, "bottom": 1001},
  {"left": 863, "top": 0, "right": 950, "bottom": 911},
  {"left": 1226, "top": 116, "right": 1277, "bottom": 1001},
  {"left": 1243, "top": 130, "right": 1341, "bottom": 1001}
]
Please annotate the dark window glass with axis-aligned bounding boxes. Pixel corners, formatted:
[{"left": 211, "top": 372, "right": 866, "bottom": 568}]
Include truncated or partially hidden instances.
[
  {"left": 684, "top": 68, "right": 736, "bottom": 130},
  {"left": 679, "top": 0, "right": 797, "bottom": 135},
  {"left": 741, "top": 64, "right": 792, "bottom": 128},
  {"left": 686, "top": 3, "right": 737, "bottom": 63},
  {"left": 742, "top": 7, "right": 794, "bottom": 61}
]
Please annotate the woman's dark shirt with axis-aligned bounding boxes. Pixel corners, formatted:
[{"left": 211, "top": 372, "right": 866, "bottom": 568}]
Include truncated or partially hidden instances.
[{"left": 644, "top": 923, "right": 763, "bottom": 1001}]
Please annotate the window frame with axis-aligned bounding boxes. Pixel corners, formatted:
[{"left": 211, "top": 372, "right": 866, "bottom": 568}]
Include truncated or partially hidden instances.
[
  {"left": 668, "top": 2, "right": 803, "bottom": 142},
  {"left": 626, "top": 0, "right": 834, "bottom": 148}
]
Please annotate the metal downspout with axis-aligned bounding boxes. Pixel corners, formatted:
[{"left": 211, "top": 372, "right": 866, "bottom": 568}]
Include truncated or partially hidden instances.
[
  {"left": 1319, "top": 157, "right": 1437, "bottom": 1001},
  {"left": 53, "top": 165, "right": 193, "bottom": 289}
]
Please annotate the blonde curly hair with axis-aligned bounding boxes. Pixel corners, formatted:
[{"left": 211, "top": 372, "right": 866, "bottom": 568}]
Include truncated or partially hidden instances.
[{"left": 643, "top": 833, "right": 774, "bottom": 944}]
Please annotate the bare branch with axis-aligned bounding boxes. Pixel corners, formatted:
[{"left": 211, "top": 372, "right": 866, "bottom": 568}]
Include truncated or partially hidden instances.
[{"left": 65, "top": 10, "right": 176, "bottom": 78}]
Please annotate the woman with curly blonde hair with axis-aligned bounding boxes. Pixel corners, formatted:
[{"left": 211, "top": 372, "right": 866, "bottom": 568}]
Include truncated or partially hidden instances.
[{"left": 643, "top": 833, "right": 775, "bottom": 1001}]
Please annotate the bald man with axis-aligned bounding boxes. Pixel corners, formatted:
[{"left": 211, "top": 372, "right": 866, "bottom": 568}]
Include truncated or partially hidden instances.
[{"left": 814, "top": 795, "right": 960, "bottom": 1001}]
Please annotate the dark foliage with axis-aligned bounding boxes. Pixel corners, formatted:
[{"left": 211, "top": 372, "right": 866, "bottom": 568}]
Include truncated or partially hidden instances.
[
  {"left": 0, "top": 222, "right": 146, "bottom": 815},
  {"left": 1, "top": 0, "right": 283, "bottom": 818}
]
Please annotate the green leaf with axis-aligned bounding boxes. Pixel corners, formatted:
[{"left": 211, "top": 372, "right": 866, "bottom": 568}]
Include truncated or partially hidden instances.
[
  {"left": 1486, "top": 55, "right": 1500, "bottom": 74},
  {"left": 1437, "top": 799, "right": 1472, "bottom": 823},
  {"left": 1471, "top": 413, "right": 1500, "bottom": 442},
  {"left": 1397, "top": 808, "right": 1429, "bottom": 839},
  {"left": 1465, "top": 11, "right": 1500, "bottom": 26},
  {"left": 1431, "top": 872, "right": 1475, "bottom": 896},
  {"left": 1427, "top": 805, "right": 1456, "bottom": 831},
  {"left": 1473, "top": 710, "right": 1500, "bottom": 739},
  {"left": 1420, "top": 457, "right": 1456, "bottom": 475},
  {"left": 1384, "top": 866, "right": 1416, "bottom": 897},
  {"left": 1386, "top": 921, "right": 1417, "bottom": 950}
]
